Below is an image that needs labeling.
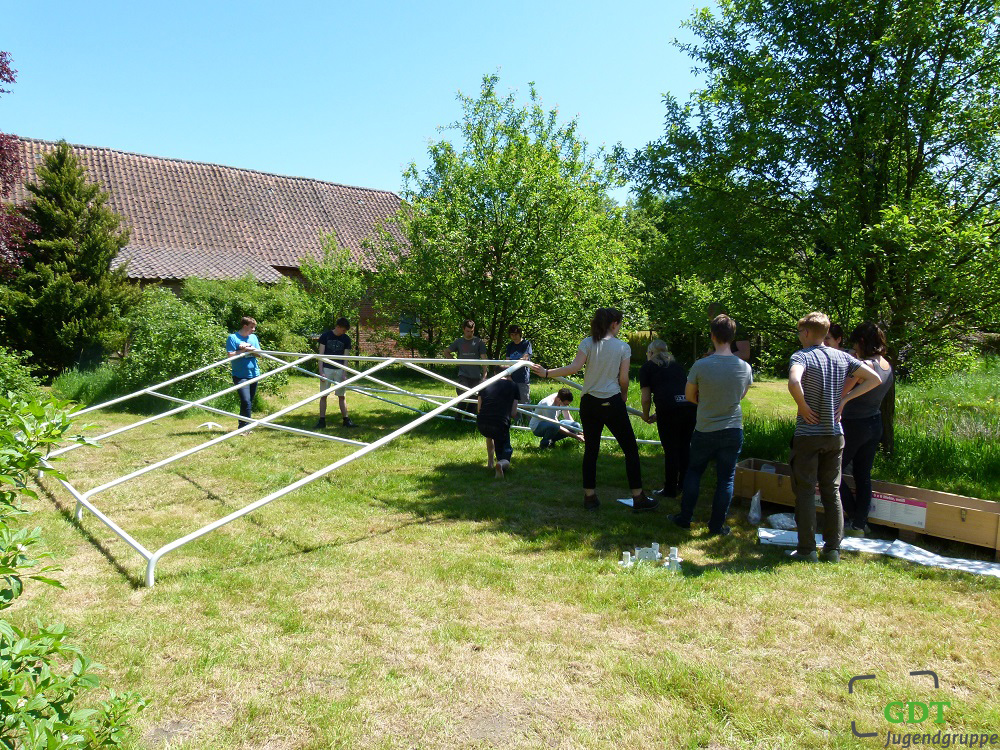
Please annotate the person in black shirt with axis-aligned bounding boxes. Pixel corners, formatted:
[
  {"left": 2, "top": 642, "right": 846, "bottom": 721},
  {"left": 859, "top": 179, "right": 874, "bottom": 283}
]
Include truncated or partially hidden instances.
[
  {"left": 477, "top": 371, "right": 520, "bottom": 479},
  {"left": 639, "top": 339, "right": 697, "bottom": 498},
  {"left": 316, "top": 317, "right": 356, "bottom": 429}
]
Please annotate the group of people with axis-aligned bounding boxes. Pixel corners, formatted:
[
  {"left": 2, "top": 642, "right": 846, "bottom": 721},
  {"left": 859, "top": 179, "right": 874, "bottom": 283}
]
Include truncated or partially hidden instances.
[
  {"left": 226, "top": 315, "right": 357, "bottom": 430},
  {"left": 465, "top": 308, "right": 894, "bottom": 562},
  {"left": 227, "top": 307, "right": 894, "bottom": 560}
]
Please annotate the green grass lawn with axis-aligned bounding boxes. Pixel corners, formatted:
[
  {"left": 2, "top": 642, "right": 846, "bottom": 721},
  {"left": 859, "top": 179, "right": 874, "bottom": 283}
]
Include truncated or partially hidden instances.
[{"left": 11, "top": 368, "right": 1000, "bottom": 749}]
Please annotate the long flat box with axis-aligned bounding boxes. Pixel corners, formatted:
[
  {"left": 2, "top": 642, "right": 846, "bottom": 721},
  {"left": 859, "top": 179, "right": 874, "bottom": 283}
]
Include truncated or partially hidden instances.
[{"left": 735, "top": 458, "right": 1000, "bottom": 560}]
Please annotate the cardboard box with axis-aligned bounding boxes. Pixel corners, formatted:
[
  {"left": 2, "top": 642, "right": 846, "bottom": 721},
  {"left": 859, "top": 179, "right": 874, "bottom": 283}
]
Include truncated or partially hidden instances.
[{"left": 735, "top": 458, "right": 1000, "bottom": 560}]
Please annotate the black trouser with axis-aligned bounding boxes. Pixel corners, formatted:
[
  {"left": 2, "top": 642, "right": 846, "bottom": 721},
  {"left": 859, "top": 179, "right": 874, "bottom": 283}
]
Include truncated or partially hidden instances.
[
  {"left": 477, "top": 420, "right": 513, "bottom": 462},
  {"left": 233, "top": 376, "right": 258, "bottom": 429},
  {"left": 580, "top": 393, "right": 642, "bottom": 491},
  {"left": 656, "top": 403, "right": 696, "bottom": 495},
  {"left": 840, "top": 414, "right": 883, "bottom": 528}
]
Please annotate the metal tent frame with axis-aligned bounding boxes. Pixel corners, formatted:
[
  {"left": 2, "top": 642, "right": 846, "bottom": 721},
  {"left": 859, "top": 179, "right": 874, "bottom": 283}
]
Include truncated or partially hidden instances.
[{"left": 42, "top": 351, "right": 656, "bottom": 586}]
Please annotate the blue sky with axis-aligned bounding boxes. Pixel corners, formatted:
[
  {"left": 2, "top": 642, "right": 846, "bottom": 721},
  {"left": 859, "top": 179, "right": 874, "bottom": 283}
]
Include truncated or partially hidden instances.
[{"left": 4, "top": 1, "right": 707, "bottom": 199}]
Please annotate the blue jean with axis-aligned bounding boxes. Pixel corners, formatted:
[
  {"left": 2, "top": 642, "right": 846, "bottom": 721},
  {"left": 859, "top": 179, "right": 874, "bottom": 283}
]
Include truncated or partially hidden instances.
[
  {"left": 532, "top": 419, "right": 581, "bottom": 444},
  {"left": 840, "top": 414, "right": 883, "bottom": 528},
  {"left": 232, "top": 376, "right": 258, "bottom": 428},
  {"left": 477, "top": 420, "right": 513, "bottom": 462},
  {"left": 678, "top": 428, "right": 743, "bottom": 532}
]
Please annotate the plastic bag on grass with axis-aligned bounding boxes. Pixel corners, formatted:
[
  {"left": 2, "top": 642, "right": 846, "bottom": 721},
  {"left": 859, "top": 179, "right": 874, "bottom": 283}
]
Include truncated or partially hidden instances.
[{"left": 748, "top": 490, "right": 762, "bottom": 525}]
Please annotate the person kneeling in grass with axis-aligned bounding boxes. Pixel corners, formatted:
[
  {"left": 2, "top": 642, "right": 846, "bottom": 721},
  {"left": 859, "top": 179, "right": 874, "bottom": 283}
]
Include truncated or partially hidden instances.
[
  {"left": 529, "top": 387, "right": 584, "bottom": 448},
  {"left": 477, "top": 370, "right": 520, "bottom": 479}
]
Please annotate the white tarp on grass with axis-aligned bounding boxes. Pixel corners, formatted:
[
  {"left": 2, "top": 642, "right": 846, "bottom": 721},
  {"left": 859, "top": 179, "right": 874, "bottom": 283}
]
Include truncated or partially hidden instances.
[{"left": 758, "top": 528, "right": 1000, "bottom": 578}]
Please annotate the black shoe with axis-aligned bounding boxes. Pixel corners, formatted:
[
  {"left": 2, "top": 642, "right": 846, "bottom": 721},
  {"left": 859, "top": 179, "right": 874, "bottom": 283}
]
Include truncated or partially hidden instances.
[
  {"left": 667, "top": 513, "right": 691, "bottom": 530},
  {"left": 583, "top": 494, "right": 600, "bottom": 511},
  {"left": 631, "top": 494, "right": 659, "bottom": 513},
  {"left": 343, "top": 417, "right": 357, "bottom": 428},
  {"left": 785, "top": 549, "right": 819, "bottom": 562},
  {"left": 820, "top": 549, "right": 840, "bottom": 563},
  {"left": 707, "top": 525, "right": 731, "bottom": 537},
  {"left": 314, "top": 418, "right": 326, "bottom": 429}
]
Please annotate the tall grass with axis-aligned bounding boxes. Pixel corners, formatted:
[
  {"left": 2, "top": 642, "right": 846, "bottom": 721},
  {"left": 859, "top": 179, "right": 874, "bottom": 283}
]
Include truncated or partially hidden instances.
[{"left": 740, "top": 358, "right": 1000, "bottom": 500}]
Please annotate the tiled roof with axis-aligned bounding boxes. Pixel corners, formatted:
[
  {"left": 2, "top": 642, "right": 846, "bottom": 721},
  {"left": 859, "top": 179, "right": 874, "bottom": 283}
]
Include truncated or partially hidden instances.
[
  {"left": 111, "top": 246, "right": 286, "bottom": 283},
  {"left": 9, "top": 137, "right": 402, "bottom": 282}
]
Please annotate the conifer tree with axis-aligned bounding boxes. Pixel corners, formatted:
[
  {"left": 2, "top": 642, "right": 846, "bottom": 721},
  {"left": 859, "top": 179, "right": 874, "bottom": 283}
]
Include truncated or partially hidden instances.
[{"left": 8, "top": 140, "right": 139, "bottom": 374}]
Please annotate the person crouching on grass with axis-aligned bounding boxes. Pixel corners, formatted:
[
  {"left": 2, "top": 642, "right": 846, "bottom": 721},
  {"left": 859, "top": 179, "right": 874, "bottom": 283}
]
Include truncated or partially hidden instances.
[
  {"left": 477, "top": 369, "right": 520, "bottom": 479},
  {"left": 786, "top": 312, "right": 880, "bottom": 563},
  {"left": 529, "top": 387, "right": 585, "bottom": 448}
]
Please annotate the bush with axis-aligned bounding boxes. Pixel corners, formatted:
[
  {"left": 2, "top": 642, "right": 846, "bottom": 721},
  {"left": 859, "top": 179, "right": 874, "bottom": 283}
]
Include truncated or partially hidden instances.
[
  {"left": 117, "top": 287, "right": 233, "bottom": 404},
  {"left": 0, "top": 346, "right": 42, "bottom": 400},
  {"left": 51, "top": 287, "right": 295, "bottom": 411},
  {"left": 0, "top": 394, "right": 146, "bottom": 747},
  {"left": 178, "top": 276, "right": 317, "bottom": 349}
]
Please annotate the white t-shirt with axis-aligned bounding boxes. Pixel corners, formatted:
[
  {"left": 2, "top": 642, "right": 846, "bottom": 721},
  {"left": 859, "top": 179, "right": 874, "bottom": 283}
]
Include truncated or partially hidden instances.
[
  {"left": 579, "top": 335, "right": 630, "bottom": 399},
  {"left": 529, "top": 393, "right": 565, "bottom": 431}
]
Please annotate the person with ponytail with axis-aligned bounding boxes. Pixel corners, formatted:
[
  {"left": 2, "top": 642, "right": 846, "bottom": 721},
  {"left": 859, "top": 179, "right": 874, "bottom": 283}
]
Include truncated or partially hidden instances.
[
  {"left": 840, "top": 322, "right": 894, "bottom": 536},
  {"left": 531, "top": 308, "right": 656, "bottom": 512}
]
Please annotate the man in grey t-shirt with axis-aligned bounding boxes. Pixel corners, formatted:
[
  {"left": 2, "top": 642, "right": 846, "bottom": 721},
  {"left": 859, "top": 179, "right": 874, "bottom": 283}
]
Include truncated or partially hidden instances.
[
  {"left": 668, "top": 315, "right": 753, "bottom": 536},
  {"left": 448, "top": 319, "right": 488, "bottom": 416}
]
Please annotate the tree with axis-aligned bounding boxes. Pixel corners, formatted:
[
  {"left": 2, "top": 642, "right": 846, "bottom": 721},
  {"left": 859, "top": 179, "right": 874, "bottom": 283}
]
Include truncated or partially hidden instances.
[
  {"left": 631, "top": 0, "right": 1000, "bottom": 449},
  {"left": 299, "top": 231, "right": 366, "bottom": 332},
  {"left": 6, "top": 141, "right": 140, "bottom": 375},
  {"left": 0, "top": 51, "right": 31, "bottom": 275},
  {"left": 371, "top": 75, "right": 638, "bottom": 363},
  {"left": 631, "top": 0, "right": 1000, "bottom": 368}
]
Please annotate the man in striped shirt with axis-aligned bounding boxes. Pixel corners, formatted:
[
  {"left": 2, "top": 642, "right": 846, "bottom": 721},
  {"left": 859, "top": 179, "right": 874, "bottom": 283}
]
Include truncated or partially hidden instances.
[{"left": 787, "top": 312, "right": 880, "bottom": 562}]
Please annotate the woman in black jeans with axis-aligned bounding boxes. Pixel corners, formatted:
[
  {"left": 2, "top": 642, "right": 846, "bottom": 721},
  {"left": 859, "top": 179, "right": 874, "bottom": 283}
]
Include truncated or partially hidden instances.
[
  {"left": 531, "top": 308, "right": 656, "bottom": 513},
  {"left": 840, "top": 322, "right": 894, "bottom": 535}
]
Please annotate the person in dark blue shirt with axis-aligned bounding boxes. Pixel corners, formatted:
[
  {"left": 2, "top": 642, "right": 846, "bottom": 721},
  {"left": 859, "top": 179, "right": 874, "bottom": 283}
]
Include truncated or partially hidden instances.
[
  {"left": 505, "top": 324, "right": 532, "bottom": 423},
  {"left": 316, "top": 317, "right": 356, "bottom": 429}
]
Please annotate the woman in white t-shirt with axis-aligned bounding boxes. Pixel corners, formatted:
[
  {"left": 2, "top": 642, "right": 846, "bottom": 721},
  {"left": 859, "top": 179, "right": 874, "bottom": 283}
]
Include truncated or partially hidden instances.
[{"left": 532, "top": 308, "right": 655, "bottom": 513}]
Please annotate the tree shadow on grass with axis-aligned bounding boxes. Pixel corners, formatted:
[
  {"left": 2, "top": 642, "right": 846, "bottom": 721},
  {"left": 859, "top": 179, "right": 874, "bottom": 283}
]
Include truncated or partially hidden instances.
[{"left": 378, "top": 444, "right": 774, "bottom": 573}]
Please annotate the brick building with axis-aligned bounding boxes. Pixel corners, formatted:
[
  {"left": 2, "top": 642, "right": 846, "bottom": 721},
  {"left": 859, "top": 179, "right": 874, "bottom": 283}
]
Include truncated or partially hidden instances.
[{"left": 10, "top": 137, "right": 404, "bottom": 351}]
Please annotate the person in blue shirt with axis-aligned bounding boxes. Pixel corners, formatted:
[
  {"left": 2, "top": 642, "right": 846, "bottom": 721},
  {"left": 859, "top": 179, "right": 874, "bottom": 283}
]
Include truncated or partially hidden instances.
[{"left": 226, "top": 316, "right": 261, "bottom": 429}]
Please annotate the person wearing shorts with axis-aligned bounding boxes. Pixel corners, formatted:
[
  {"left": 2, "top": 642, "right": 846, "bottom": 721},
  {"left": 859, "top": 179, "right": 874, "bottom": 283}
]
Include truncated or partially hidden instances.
[{"left": 316, "top": 317, "right": 356, "bottom": 429}]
